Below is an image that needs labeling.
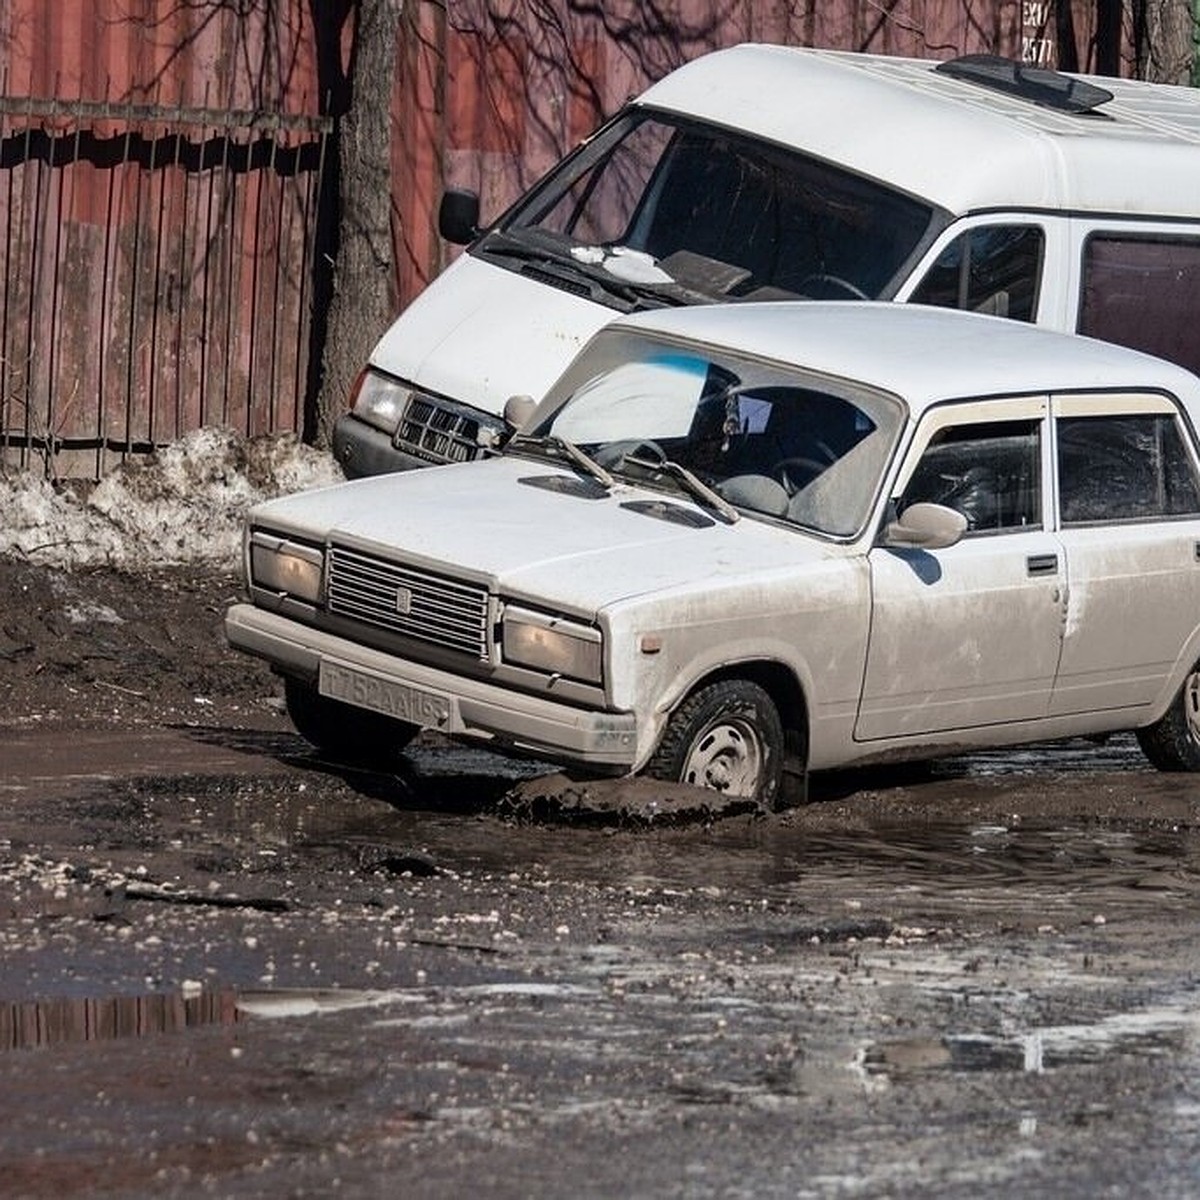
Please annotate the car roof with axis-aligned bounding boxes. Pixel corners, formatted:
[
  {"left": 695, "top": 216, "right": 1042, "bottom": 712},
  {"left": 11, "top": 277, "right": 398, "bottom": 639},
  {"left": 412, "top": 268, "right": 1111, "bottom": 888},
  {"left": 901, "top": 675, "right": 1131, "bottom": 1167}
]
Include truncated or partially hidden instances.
[
  {"left": 607, "top": 302, "right": 1200, "bottom": 416},
  {"left": 636, "top": 44, "right": 1200, "bottom": 218}
]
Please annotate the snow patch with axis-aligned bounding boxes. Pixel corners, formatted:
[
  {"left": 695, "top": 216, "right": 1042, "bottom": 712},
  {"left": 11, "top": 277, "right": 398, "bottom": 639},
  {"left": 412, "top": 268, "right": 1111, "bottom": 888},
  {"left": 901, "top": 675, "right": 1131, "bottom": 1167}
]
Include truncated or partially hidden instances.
[
  {"left": 0, "top": 427, "right": 344, "bottom": 571},
  {"left": 63, "top": 600, "right": 124, "bottom": 626}
]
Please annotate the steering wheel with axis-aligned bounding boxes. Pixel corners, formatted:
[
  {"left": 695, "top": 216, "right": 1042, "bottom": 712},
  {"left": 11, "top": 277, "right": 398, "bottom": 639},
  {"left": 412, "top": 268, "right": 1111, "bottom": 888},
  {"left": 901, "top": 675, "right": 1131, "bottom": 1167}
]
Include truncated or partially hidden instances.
[
  {"left": 773, "top": 456, "right": 831, "bottom": 495},
  {"left": 797, "top": 273, "right": 870, "bottom": 301},
  {"left": 593, "top": 439, "right": 666, "bottom": 470}
]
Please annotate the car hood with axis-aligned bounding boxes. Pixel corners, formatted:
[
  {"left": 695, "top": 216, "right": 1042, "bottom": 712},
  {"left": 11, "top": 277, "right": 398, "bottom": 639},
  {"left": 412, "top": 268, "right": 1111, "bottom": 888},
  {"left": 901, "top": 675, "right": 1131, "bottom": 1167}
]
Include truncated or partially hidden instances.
[
  {"left": 254, "top": 457, "right": 837, "bottom": 615},
  {"left": 369, "top": 255, "right": 611, "bottom": 417}
]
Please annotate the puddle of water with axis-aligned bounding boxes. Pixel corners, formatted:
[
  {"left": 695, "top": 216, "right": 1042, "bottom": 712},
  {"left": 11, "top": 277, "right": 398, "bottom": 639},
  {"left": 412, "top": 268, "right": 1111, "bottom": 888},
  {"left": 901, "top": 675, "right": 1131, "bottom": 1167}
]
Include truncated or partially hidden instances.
[
  {"left": 235, "top": 987, "right": 422, "bottom": 1019},
  {"left": 864, "top": 1001, "right": 1200, "bottom": 1080},
  {"left": 0, "top": 985, "right": 238, "bottom": 1052},
  {"left": 787, "top": 823, "right": 1200, "bottom": 896},
  {"left": 930, "top": 733, "right": 1149, "bottom": 778},
  {"left": 235, "top": 981, "right": 601, "bottom": 1024},
  {"left": 0, "top": 984, "right": 450, "bottom": 1048},
  {"left": 418, "top": 814, "right": 1200, "bottom": 920}
]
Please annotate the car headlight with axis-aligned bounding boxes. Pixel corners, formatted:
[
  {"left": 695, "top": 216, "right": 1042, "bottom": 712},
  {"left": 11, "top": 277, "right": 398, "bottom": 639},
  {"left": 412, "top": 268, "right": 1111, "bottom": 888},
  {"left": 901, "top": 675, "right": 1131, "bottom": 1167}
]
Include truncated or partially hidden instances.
[
  {"left": 250, "top": 532, "right": 324, "bottom": 603},
  {"left": 503, "top": 606, "right": 602, "bottom": 683},
  {"left": 350, "top": 369, "right": 412, "bottom": 433}
]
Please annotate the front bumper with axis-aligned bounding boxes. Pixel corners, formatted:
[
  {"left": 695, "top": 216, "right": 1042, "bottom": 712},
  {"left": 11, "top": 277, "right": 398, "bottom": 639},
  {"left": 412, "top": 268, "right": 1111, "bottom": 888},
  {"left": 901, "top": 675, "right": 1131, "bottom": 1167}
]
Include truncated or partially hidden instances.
[
  {"left": 331, "top": 414, "right": 431, "bottom": 478},
  {"left": 225, "top": 603, "right": 639, "bottom": 769}
]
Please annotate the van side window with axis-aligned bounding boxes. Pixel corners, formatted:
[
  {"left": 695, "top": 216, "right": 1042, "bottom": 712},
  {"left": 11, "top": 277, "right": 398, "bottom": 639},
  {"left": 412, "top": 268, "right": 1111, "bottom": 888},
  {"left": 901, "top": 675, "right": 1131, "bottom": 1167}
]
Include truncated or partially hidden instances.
[
  {"left": 909, "top": 226, "right": 1043, "bottom": 321},
  {"left": 899, "top": 420, "right": 1041, "bottom": 533},
  {"left": 1057, "top": 414, "right": 1200, "bottom": 524},
  {"left": 1078, "top": 236, "right": 1200, "bottom": 377}
]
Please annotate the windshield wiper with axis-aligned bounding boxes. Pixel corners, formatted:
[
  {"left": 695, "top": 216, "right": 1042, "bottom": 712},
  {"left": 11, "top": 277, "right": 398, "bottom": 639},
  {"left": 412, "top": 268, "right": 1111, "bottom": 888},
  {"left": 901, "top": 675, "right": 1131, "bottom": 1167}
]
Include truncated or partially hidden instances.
[
  {"left": 479, "top": 231, "right": 680, "bottom": 311},
  {"left": 510, "top": 433, "right": 616, "bottom": 491},
  {"left": 479, "top": 230, "right": 567, "bottom": 268},
  {"left": 626, "top": 453, "right": 740, "bottom": 525}
]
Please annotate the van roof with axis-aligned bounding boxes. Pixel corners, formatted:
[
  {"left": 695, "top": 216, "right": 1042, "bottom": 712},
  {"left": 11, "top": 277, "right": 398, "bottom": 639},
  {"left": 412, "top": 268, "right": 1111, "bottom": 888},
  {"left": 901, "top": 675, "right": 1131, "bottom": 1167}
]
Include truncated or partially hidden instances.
[
  {"left": 636, "top": 45, "right": 1200, "bottom": 219},
  {"left": 609, "top": 301, "right": 1200, "bottom": 416}
]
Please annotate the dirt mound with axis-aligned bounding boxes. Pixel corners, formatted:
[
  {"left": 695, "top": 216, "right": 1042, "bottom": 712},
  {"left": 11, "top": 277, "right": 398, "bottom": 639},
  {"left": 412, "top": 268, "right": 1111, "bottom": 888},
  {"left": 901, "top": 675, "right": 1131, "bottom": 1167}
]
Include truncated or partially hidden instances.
[{"left": 0, "top": 560, "right": 278, "bottom": 730}]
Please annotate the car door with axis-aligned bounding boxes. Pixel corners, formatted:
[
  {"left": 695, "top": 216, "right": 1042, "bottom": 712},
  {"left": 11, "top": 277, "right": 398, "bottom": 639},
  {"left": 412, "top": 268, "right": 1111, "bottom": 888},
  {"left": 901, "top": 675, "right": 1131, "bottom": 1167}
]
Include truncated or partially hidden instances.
[
  {"left": 1048, "top": 392, "right": 1200, "bottom": 718},
  {"left": 856, "top": 397, "right": 1066, "bottom": 741}
]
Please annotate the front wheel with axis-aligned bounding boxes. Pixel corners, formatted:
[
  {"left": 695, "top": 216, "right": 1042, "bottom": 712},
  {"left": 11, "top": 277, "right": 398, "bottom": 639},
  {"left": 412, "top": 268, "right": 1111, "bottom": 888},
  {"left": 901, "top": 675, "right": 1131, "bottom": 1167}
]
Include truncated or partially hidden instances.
[
  {"left": 1136, "top": 666, "right": 1200, "bottom": 771},
  {"left": 643, "top": 679, "right": 784, "bottom": 809},
  {"left": 284, "top": 677, "right": 419, "bottom": 767}
]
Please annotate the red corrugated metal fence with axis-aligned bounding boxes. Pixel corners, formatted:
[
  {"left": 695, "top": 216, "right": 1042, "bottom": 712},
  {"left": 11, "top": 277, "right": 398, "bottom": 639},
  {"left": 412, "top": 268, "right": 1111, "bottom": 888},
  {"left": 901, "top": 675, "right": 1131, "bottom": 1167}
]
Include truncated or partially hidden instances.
[{"left": 0, "top": 1, "right": 1123, "bottom": 478}]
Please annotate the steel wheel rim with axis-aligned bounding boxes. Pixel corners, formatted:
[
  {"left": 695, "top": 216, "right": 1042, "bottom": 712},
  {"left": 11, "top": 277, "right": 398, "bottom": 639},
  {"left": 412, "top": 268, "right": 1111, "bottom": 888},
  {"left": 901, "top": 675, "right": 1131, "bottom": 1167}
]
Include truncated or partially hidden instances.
[
  {"left": 1185, "top": 670, "right": 1200, "bottom": 745},
  {"left": 682, "top": 718, "right": 763, "bottom": 797}
]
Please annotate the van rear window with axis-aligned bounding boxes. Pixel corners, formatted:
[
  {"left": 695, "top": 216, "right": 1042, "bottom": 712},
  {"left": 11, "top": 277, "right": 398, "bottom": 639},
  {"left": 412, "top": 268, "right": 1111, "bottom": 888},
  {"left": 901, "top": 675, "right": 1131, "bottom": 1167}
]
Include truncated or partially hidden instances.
[{"left": 1079, "top": 235, "right": 1200, "bottom": 376}]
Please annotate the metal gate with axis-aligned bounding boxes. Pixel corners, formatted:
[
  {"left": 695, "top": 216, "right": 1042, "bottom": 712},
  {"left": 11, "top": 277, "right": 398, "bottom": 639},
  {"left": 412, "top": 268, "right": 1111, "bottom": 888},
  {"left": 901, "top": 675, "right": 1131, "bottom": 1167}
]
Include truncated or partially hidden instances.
[{"left": 0, "top": 91, "right": 330, "bottom": 479}]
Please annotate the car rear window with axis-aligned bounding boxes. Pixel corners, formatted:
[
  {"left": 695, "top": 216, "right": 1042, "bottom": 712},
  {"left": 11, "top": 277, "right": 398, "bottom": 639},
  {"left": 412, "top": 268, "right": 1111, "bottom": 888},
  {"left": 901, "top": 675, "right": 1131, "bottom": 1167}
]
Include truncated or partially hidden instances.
[{"left": 1057, "top": 413, "right": 1200, "bottom": 524}]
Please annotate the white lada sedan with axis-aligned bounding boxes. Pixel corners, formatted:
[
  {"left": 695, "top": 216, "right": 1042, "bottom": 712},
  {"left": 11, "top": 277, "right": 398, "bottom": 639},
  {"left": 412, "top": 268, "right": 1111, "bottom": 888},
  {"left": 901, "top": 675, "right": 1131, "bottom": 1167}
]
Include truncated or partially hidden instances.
[{"left": 226, "top": 303, "right": 1200, "bottom": 808}]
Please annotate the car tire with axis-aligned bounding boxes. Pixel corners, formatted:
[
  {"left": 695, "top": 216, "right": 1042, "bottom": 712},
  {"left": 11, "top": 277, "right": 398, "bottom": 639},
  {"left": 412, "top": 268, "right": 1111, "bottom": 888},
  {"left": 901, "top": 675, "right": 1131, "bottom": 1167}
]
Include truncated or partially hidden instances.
[
  {"left": 1136, "top": 665, "right": 1200, "bottom": 771},
  {"left": 644, "top": 679, "right": 784, "bottom": 808},
  {"left": 284, "top": 677, "right": 419, "bottom": 766}
]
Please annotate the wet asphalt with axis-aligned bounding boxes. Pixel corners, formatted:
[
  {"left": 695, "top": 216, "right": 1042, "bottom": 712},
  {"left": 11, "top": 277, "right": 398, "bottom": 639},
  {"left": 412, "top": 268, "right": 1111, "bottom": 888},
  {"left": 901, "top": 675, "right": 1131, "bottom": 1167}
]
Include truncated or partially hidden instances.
[{"left": 2, "top": 729, "right": 1200, "bottom": 1197}]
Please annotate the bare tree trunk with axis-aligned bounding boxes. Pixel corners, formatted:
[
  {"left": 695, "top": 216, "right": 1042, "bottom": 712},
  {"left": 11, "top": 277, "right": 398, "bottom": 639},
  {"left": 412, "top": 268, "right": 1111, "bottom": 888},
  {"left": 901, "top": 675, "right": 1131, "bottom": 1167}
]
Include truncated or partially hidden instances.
[
  {"left": 313, "top": 0, "right": 404, "bottom": 448},
  {"left": 1138, "top": 0, "right": 1196, "bottom": 83}
]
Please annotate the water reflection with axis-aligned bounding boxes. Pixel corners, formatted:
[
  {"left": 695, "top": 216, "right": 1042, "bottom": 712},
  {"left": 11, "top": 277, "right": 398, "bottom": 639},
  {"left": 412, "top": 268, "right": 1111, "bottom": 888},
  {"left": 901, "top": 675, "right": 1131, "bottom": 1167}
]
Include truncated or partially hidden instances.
[
  {"left": 864, "top": 1001, "right": 1200, "bottom": 1079},
  {"left": 0, "top": 986, "right": 238, "bottom": 1052}
]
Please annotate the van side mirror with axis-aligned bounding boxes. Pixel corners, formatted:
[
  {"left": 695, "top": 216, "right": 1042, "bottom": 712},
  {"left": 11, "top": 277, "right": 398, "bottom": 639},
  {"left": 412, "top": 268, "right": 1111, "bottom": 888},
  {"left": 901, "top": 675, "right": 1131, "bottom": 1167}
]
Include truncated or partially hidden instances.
[
  {"left": 439, "top": 189, "right": 481, "bottom": 245},
  {"left": 882, "top": 502, "right": 967, "bottom": 550},
  {"left": 503, "top": 393, "right": 537, "bottom": 431}
]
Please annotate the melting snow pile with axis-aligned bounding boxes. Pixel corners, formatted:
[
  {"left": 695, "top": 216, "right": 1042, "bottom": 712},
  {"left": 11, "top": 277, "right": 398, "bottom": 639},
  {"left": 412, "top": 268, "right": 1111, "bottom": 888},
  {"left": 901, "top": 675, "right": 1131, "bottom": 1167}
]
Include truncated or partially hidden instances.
[{"left": 0, "top": 427, "right": 344, "bottom": 571}]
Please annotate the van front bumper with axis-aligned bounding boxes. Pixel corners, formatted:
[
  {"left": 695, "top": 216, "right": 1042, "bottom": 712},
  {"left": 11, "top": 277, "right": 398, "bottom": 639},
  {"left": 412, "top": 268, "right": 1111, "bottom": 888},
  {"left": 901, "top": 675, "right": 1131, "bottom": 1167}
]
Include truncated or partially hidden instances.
[
  {"left": 225, "top": 603, "right": 639, "bottom": 769},
  {"left": 331, "top": 414, "right": 432, "bottom": 478}
]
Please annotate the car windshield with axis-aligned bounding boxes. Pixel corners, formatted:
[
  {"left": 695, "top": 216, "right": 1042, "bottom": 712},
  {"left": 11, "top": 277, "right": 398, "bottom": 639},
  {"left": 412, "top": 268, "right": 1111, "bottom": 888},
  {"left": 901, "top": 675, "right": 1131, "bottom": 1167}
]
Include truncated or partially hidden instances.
[
  {"left": 519, "top": 333, "right": 905, "bottom": 537},
  {"left": 478, "top": 110, "right": 938, "bottom": 309}
]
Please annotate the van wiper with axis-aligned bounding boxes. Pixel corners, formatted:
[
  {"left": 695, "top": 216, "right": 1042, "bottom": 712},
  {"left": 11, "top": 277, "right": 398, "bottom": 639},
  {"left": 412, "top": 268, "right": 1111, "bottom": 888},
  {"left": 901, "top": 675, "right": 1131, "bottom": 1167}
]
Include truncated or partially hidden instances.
[
  {"left": 479, "top": 231, "right": 680, "bottom": 310},
  {"left": 479, "top": 230, "right": 570, "bottom": 268},
  {"left": 510, "top": 432, "right": 615, "bottom": 491},
  {"left": 626, "top": 452, "right": 740, "bottom": 525}
]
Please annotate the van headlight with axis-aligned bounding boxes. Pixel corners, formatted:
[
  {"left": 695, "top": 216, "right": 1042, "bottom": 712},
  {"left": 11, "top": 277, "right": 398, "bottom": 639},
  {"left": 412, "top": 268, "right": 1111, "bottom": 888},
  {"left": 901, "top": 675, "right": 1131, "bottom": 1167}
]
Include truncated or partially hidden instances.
[
  {"left": 350, "top": 369, "right": 411, "bottom": 433},
  {"left": 502, "top": 606, "right": 602, "bottom": 683},
  {"left": 250, "top": 532, "right": 324, "bottom": 603}
]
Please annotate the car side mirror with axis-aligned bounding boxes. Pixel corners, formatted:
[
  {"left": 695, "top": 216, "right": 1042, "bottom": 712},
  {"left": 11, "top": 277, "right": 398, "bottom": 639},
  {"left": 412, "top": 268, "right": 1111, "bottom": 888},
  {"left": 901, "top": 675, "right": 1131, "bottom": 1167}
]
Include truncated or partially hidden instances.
[
  {"left": 439, "top": 188, "right": 481, "bottom": 245},
  {"left": 503, "top": 393, "right": 537, "bottom": 431},
  {"left": 882, "top": 502, "right": 967, "bottom": 550}
]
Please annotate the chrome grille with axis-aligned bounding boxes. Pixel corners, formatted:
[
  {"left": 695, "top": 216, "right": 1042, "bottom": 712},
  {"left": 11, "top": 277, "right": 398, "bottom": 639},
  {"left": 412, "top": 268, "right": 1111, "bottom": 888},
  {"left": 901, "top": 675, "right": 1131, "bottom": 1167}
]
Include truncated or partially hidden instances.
[
  {"left": 326, "top": 547, "right": 490, "bottom": 659},
  {"left": 395, "top": 395, "right": 483, "bottom": 464}
]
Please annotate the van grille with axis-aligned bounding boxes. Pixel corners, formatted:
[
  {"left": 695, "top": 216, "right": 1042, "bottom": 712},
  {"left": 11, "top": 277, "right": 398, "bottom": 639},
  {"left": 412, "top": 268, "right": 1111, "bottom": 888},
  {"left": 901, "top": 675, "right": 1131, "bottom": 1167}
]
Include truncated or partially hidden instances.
[
  {"left": 394, "top": 396, "right": 484, "bottom": 464},
  {"left": 326, "top": 547, "right": 490, "bottom": 659}
]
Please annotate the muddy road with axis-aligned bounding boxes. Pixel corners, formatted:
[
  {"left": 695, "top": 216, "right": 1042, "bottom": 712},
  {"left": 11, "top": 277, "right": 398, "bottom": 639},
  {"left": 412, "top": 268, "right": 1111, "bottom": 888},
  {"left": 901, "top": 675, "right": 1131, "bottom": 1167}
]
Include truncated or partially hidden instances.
[{"left": 3, "top": 561, "right": 1200, "bottom": 1197}]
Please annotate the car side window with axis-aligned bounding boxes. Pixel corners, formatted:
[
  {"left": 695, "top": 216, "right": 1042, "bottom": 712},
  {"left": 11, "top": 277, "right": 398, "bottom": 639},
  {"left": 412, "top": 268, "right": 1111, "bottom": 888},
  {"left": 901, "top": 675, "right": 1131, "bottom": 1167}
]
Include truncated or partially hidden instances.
[
  {"left": 899, "top": 420, "right": 1042, "bottom": 533},
  {"left": 1057, "top": 414, "right": 1200, "bottom": 524},
  {"left": 909, "top": 225, "right": 1044, "bottom": 321},
  {"left": 1078, "top": 235, "right": 1200, "bottom": 377}
]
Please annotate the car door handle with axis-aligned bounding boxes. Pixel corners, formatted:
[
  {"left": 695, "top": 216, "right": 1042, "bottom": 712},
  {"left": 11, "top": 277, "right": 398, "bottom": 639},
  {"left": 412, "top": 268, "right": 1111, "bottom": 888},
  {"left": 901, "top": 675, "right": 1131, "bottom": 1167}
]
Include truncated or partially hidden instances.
[{"left": 1026, "top": 553, "right": 1059, "bottom": 576}]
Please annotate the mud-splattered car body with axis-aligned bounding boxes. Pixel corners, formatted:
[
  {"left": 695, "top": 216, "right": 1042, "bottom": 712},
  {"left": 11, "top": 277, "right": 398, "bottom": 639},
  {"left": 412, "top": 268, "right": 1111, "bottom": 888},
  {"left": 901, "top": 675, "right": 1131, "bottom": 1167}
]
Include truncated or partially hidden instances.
[{"left": 227, "top": 303, "right": 1200, "bottom": 806}]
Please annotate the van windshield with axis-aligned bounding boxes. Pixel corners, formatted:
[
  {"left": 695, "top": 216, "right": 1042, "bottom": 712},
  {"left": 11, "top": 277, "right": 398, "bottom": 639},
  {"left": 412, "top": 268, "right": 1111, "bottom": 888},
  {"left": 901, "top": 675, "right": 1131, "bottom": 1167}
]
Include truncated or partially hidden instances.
[{"left": 481, "top": 110, "right": 937, "bottom": 309}]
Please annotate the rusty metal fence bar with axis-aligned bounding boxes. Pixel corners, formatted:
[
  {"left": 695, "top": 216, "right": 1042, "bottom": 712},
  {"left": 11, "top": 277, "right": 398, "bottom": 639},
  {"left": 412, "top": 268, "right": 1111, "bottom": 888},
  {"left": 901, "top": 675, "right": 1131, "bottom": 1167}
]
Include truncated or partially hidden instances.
[{"left": 0, "top": 87, "right": 331, "bottom": 479}]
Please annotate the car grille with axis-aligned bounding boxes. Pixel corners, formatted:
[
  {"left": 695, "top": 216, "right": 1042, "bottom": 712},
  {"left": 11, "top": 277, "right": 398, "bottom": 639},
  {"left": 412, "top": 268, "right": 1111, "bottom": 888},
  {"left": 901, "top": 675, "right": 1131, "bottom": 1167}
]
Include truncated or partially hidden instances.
[
  {"left": 394, "top": 395, "right": 485, "bottom": 464},
  {"left": 326, "top": 546, "right": 490, "bottom": 660}
]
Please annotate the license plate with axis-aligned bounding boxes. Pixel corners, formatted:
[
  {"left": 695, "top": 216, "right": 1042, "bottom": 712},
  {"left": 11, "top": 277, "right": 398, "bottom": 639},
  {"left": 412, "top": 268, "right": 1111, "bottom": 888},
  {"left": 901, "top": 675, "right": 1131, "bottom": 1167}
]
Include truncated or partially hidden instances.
[{"left": 319, "top": 661, "right": 450, "bottom": 727}]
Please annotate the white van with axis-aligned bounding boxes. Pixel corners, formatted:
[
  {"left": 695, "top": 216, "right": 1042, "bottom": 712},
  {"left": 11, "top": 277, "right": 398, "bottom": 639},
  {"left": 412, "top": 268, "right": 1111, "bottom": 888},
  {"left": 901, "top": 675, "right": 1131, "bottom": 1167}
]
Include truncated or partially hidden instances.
[{"left": 332, "top": 47, "right": 1200, "bottom": 477}]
